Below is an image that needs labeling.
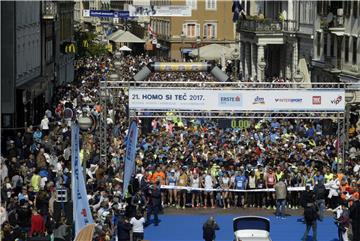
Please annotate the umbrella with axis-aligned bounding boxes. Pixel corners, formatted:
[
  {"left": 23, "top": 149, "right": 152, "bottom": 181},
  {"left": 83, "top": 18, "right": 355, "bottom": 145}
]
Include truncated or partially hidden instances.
[{"left": 119, "top": 46, "right": 132, "bottom": 51}]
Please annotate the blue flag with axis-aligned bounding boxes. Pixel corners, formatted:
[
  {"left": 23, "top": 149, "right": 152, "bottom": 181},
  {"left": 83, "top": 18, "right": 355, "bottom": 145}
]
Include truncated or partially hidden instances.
[
  {"left": 71, "top": 123, "right": 94, "bottom": 236},
  {"left": 232, "top": 0, "right": 244, "bottom": 22},
  {"left": 123, "top": 121, "right": 138, "bottom": 196}
]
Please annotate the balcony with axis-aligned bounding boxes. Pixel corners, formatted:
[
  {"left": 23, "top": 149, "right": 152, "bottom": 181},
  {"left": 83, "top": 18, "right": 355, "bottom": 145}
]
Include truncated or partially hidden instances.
[
  {"left": 237, "top": 18, "right": 297, "bottom": 33},
  {"left": 321, "top": 9, "right": 345, "bottom": 35}
]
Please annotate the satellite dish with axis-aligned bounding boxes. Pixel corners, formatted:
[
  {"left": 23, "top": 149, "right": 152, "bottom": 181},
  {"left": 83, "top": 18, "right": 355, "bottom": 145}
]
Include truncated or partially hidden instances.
[{"left": 326, "top": 12, "right": 334, "bottom": 23}]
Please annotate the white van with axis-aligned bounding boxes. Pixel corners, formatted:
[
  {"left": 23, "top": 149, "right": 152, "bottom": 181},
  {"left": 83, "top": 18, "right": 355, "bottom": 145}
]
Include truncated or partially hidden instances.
[{"left": 233, "top": 216, "right": 272, "bottom": 241}]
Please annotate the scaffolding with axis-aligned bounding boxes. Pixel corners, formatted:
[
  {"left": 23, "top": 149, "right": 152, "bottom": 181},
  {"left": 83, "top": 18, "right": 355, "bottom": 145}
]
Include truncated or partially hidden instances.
[{"left": 98, "top": 62, "right": 359, "bottom": 167}]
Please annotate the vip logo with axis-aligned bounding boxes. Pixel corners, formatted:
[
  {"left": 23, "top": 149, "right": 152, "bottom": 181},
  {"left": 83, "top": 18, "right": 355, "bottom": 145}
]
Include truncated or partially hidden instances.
[
  {"left": 331, "top": 96, "right": 342, "bottom": 105},
  {"left": 312, "top": 96, "right": 321, "bottom": 105}
]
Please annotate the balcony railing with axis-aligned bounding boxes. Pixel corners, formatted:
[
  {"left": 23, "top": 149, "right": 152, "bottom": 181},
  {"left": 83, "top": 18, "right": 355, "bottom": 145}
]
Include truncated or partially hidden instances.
[{"left": 237, "top": 18, "right": 297, "bottom": 33}]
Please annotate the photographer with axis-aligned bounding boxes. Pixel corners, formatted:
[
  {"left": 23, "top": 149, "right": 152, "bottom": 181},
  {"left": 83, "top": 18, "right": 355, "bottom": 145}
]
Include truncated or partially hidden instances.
[{"left": 203, "top": 216, "right": 220, "bottom": 241}]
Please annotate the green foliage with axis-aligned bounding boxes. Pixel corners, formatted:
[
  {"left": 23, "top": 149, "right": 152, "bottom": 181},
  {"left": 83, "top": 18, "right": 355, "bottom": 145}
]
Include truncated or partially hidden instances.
[{"left": 74, "top": 31, "right": 109, "bottom": 59}]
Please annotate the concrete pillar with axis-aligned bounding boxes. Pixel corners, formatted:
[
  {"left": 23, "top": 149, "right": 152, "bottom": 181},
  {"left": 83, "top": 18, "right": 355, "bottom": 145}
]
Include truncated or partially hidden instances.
[
  {"left": 285, "top": 44, "right": 292, "bottom": 79},
  {"left": 292, "top": 40, "right": 299, "bottom": 79},
  {"left": 239, "top": 41, "right": 244, "bottom": 75},
  {"left": 251, "top": 43, "right": 257, "bottom": 80},
  {"left": 257, "top": 45, "right": 265, "bottom": 81},
  {"left": 288, "top": 0, "right": 293, "bottom": 20},
  {"left": 245, "top": 42, "right": 251, "bottom": 79}
]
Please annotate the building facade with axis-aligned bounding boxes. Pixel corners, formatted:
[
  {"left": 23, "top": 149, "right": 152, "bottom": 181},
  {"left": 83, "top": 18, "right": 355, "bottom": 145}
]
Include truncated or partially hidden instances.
[
  {"left": 1, "top": 1, "right": 74, "bottom": 128},
  {"left": 151, "top": 0, "right": 236, "bottom": 60},
  {"left": 236, "top": 0, "right": 304, "bottom": 81},
  {"left": 312, "top": 0, "right": 360, "bottom": 83},
  {"left": 2, "top": 1, "right": 43, "bottom": 128}
]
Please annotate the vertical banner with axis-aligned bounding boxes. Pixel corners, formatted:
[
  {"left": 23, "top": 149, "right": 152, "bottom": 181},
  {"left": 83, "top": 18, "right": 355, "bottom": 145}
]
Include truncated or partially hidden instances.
[
  {"left": 71, "top": 123, "right": 94, "bottom": 237},
  {"left": 123, "top": 121, "right": 139, "bottom": 196}
]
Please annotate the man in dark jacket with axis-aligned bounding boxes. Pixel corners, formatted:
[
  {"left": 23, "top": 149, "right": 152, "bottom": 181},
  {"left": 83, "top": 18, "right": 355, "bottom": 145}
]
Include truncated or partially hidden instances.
[
  {"left": 146, "top": 181, "right": 161, "bottom": 226},
  {"left": 302, "top": 203, "right": 319, "bottom": 241},
  {"left": 117, "top": 217, "right": 132, "bottom": 241},
  {"left": 203, "top": 216, "right": 220, "bottom": 241},
  {"left": 301, "top": 185, "right": 315, "bottom": 208},
  {"left": 350, "top": 194, "right": 360, "bottom": 241},
  {"left": 313, "top": 181, "right": 327, "bottom": 221}
]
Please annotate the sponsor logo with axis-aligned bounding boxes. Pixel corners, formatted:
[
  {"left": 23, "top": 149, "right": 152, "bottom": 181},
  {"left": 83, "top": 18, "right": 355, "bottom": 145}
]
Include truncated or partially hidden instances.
[
  {"left": 312, "top": 96, "right": 321, "bottom": 105},
  {"left": 253, "top": 96, "right": 265, "bottom": 104},
  {"left": 218, "top": 93, "right": 242, "bottom": 106},
  {"left": 331, "top": 96, "right": 342, "bottom": 105},
  {"left": 274, "top": 98, "right": 303, "bottom": 103}
]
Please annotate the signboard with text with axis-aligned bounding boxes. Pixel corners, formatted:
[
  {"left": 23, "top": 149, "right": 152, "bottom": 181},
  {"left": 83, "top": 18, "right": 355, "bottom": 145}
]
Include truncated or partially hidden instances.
[
  {"left": 83, "top": 9, "right": 130, "bottom": 18},
  {"left": 129, "top": 89, "right": 345, "bottom": 112},
  {"left": 128, "top": 5, "right": 191, "bottom": 17}
]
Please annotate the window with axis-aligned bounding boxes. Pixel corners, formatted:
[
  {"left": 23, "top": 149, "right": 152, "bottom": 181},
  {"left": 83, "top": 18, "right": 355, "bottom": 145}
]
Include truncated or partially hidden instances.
[
  {"left": 324, "top": 33, "right": 328, "bottom": 57},
  {"left": 205, "top": 0, "right": 216, "bottom": 10},
  {"left": 330, "top": 34, "right": 335, "bottom": 57},
  {"left": 186, "top": 0, "right": 197, "bottom": 10},
  {"left": 353, "top": 37, "right": 357, "bottom": 65},
  {"left": 345, "top": 36, "right": 349, "bottom": 62},
  {"left": 317, "top": 33, "right": 321, "bottom": 57},
  {"left": 183, "top": 23, "right": 200, "bottom": 37},
  {"left": 353, "top": 0, "right": 358, "bottom": 17},
  {"left": 344, "top": 1, "right": 351, "bottom": 16},
  {"left": 203, "top": 23, "right": 217, "bottom": 39}
]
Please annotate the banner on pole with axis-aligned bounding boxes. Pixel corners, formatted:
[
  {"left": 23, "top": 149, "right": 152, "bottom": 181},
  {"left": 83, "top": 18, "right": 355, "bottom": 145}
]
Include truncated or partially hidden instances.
[
  {"left": 71, "top": 123, "right": 94, "bottom": 237},
  {"left": 129, "top": 88, "right": 345, "bottom": 111},
  {"left": 123, "top": 121, "right": 138, "bottom": 196}
]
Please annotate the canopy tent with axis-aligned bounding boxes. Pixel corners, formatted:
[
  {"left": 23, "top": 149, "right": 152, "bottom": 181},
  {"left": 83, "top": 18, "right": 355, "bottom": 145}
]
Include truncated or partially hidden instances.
[
  {"left": 189, "top": 44, "right": 237, "bottom": 60},
  {"left": 108, "top": 30, "right": 145, "bottom": 43},
  {"left": 119, "top": 45, "right": 132, "bottom": 51}
]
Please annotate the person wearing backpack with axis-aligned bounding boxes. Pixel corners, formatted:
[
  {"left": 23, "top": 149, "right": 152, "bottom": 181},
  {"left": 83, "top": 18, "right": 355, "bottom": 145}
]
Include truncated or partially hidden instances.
[
  {"left": 313, "top": 180, "right": 326, "bottom": 221},
  {"left": 302, "top": 203, "right": 319, "bottom": 241}
]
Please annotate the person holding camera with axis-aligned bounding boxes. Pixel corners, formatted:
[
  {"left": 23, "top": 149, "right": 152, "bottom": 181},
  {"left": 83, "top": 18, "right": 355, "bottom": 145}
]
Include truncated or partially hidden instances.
[{"left": 203, "top": 216, "right": 220, "bottom": 241}]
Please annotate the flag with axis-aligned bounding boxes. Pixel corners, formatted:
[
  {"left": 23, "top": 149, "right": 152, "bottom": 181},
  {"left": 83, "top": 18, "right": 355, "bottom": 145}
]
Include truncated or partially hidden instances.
[
  {"left": 232, "top": 0, "right": 244, "bottom": 22},
  {"left": 71, "top": 123, "right": 94, "bottom": 237},
  {"left": 148, "top": 24, "right": 157, "bottom": 37},
  {"left": 123, "top": 121, "right": 138, "bottom": 196}
]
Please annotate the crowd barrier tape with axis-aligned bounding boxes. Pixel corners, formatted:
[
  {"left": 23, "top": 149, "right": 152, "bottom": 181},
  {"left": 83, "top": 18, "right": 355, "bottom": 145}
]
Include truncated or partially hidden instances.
[{"left": 160, "top": 185, "right": 308, "bottom": 193}]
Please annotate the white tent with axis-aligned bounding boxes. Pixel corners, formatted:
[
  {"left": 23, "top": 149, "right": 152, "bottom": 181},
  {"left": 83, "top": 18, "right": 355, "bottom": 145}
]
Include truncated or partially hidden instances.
[
  {"left": 108, "top": 30, "right": 145, "bottom": 43},
  {"left": 189, "top": 44, "right": 236, "bottom": 60},
  {"left": 119, "top": 46, "right": 132, "bottom": 51}
]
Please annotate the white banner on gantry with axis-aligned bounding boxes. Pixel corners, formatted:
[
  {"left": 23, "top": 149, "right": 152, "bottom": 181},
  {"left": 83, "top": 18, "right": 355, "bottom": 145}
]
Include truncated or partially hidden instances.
[{"left": 129, "top": 88, "right": 345, "bottom": 111}]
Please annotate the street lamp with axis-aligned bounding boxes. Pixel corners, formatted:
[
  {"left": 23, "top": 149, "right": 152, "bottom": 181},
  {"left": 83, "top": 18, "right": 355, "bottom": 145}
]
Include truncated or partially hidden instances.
[
  {"left": 196, "top": 36, "right": 201, "bottom": 61},
  {"left": 232, "top": 48, "right": 240, "bottom": 80},
  {"left": 258, "top": 58, "right": 266, "bottom": 82}
]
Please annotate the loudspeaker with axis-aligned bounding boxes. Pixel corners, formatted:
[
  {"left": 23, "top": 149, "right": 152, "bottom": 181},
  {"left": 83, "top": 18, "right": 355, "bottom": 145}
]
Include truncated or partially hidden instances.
[
  {"left": 53, "top": 201, "right": 73, "bottom": 224},
  {"left": 141, "top": 118, "right": 152, "bottom": 135}
]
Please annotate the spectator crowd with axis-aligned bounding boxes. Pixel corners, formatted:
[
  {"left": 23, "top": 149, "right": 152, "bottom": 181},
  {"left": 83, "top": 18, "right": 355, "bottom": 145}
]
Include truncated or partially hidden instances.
[{"left": 1, "top": 53, "right": 360, "bottom": 241}]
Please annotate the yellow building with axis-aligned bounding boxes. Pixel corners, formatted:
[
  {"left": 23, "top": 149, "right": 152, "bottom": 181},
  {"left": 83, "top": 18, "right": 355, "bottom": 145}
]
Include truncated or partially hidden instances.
[{"left": 151, "top": 0, "right": 236, "bottom": 60}]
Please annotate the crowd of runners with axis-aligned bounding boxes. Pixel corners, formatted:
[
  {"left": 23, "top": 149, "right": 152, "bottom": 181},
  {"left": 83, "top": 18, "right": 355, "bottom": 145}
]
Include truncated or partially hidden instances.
[{"left": 1, "top": 53, "right": 359, "bottom": 241}]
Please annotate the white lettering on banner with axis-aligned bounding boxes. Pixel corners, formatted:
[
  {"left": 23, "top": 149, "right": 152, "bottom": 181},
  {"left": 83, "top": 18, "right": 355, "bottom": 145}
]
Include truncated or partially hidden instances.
[
  {"left": 129, "top": 88, "right": 345, "bottom": 111},
  {"left": 71, "top": 124, "right": 94, "bottom": 237}
]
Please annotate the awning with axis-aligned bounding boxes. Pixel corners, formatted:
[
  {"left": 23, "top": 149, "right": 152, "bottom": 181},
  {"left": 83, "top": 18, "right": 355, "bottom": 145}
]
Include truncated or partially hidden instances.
[
  {"left": 181, "top": 48, "right": 194, "bottom": 53},
  {"left": 189, "top": 44, "right": 235, "bottom": 60},
  {"left": 119, "top": 45, "right": 132, "bottom": 51},
  {"left": 108, "top": 30, "right": 145, "bottom": 43}
]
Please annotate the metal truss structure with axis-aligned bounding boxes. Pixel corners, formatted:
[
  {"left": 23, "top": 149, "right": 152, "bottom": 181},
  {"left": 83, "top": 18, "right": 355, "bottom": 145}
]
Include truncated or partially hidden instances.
[{"left": 98, "top": 62, "right": 359, "bottom": 165}]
